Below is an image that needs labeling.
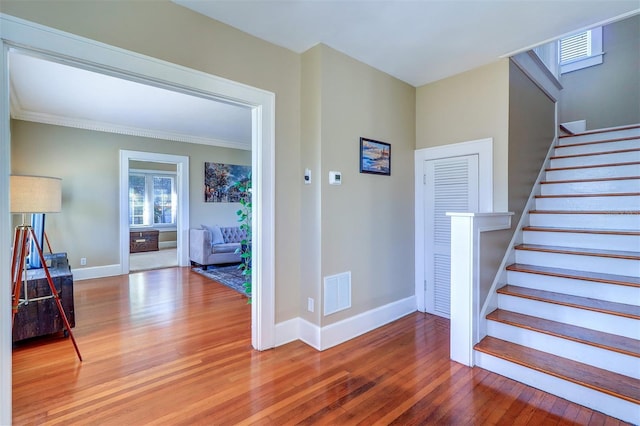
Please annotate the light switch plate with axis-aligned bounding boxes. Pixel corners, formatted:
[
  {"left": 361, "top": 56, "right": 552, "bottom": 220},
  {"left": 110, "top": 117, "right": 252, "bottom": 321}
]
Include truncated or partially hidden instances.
[{"left": 329, "top": 171, "right": 342, "bottom": 185}]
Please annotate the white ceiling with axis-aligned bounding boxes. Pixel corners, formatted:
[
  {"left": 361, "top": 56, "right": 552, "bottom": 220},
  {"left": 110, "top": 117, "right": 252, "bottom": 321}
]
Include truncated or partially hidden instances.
[
  {"left": 9, "top": 51, "right": 253, "bottom": 150},
  {"left": 175, "top": 0, "right": 639, "bottom": 87},
  {"left": 9, "top": 2, "right": 639, "bottom": 148}
]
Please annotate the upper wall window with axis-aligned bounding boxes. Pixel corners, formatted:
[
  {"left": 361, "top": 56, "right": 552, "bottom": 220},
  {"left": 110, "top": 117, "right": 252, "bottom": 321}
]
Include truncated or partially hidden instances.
[
  {"left": 559, "top": 27, "right": 603, "bottom": 74},
  {"left": 129, "top": 171, "right": 176, "bottom": 227}
]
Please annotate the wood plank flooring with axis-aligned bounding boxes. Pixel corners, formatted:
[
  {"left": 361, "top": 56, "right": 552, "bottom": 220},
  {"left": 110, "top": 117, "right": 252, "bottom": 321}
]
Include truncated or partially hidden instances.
[{"left": 12, "top": 267, "right": 631, "bottom": 425}]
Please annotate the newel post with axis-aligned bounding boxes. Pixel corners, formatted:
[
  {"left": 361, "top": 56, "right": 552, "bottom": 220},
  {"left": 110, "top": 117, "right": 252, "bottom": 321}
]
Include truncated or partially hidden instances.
[{"left": 446, "top": 212, "right": 513, "bottom": 366}]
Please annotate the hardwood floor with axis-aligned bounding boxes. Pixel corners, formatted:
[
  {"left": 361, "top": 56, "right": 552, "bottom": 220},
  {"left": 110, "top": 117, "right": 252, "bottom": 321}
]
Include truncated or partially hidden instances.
[{"left": 12, "top": 267, "right": 630, "bottom": 425}]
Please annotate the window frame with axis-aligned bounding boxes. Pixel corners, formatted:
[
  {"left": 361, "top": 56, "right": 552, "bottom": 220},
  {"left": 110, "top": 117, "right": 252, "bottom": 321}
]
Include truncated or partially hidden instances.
[
  {"left": 559, "top": 26, "right": 603, "bottom": 74},
  {"left": 128, "top": 169, "right": 177, "bottom": 230}
]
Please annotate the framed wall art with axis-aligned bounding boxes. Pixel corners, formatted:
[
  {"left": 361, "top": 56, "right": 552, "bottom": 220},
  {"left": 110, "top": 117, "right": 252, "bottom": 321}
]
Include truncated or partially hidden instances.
[
  {"left": 204, "top": 162, "right": 251, "bottom": 202},
  {"left": 360, "top": 137, "right": 391, "bottom": 176}
]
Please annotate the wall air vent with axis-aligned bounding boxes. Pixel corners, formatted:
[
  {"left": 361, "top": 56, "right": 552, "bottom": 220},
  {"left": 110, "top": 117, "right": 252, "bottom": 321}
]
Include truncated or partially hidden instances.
[{"left": 323, "top": 271, "right": 351, "bottom": 316}]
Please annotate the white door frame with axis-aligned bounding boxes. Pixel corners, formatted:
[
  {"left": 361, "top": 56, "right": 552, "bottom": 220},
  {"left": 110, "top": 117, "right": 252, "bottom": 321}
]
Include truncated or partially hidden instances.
[
  {"left": 414, "top": 138, "right": 493, "bottom": 313},
  {"left": 0, "top": 14, "right": 276, "bottom": 423},
  {"left": 120, "top": 151, "right": 190, "bottom": 273}
]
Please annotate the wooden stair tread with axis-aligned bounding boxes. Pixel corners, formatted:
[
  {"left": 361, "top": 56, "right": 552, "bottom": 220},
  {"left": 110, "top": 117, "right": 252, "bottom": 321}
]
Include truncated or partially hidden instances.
[
  {"left": 546, "top": 161, "right": 640, "bottom": 172},
  {"left": 541, "top": 176, "right": 640, "bottom": 185},
  {"left": 523, "top": 225, "right": 640, "bottom": 236},
  {"left": 506, "top": 264, "right": 640, "bottom": 288},
  {"left": 474, "top": 336, "right": 640, "bottom": 404},
  {"left": 487, "top": 309, "right": 640, "bottom": 358},
  {"left": 530, "top": 209, "right": 640, "bottom": 215},
  {"left": 535, "top": 192, "right": 640, "bottom": 198},
  {"left": 551, "top": 147, "right": 640, "bottom": 160},
  {"left": 498, "top": 283, "right": 640, "bottom": 318},
  {"left": 558, "top": 125, "right": 640, "bottom": 139},
  {"left": 514, "top": 243, "right": 640, "bottom": 260},
  {"left": 557, "top": 135, "right": 640, "bottom": 149}
]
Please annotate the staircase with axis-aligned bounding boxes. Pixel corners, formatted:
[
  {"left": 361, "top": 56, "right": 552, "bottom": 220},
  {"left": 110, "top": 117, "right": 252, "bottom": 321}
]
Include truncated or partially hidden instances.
[{"left": 474, "top": 124, "right": 640, "bottom": 424}]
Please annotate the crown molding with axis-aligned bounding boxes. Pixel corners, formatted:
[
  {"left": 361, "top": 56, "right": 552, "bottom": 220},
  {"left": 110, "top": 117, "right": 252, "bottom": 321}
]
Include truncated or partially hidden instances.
[{"left": 10, "top": 108, "right": 251, "bottom": 151}]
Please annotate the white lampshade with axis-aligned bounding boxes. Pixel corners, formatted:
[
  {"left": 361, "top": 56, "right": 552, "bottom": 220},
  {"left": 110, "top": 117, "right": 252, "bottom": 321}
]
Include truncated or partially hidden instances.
[{"left": 10, "top": 175, "right": 62, "bottom": 213}]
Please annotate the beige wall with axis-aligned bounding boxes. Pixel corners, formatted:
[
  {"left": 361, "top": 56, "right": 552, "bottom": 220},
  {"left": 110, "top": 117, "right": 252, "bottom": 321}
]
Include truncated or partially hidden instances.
[
  {"left": 508, "top": 62, "right": 555, "bottom": 224},
  {"left": 2, "top": 0, "right": 302, "bottom": 322},
  {"left": 559, "top": 15, "right": 640, "bottom": 129},
  {"left": 312, "top": 45, "right": 416, "bottom": 326},
  {"left": 11, "top": 120, "right": 250, "bottom": 268},
  {"left": 416, "top": 60, "right": 510, "bottom": 211},
  {"left": 476, "top": 60, "right": 556, "bottom": 308},
  {"left": 300, "top": 46, "right": 323, "bottom": 324}
]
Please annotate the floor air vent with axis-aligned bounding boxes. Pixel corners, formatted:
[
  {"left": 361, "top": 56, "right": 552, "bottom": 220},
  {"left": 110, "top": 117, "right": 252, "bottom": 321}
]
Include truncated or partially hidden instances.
[{"left": 324, "top": 271, "right": 351, "bottom": 316}]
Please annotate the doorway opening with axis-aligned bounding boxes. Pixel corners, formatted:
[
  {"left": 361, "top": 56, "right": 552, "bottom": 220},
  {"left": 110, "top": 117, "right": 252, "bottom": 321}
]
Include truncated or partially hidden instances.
[
  {"left": 1, "top": 15, "right": 277, "bottom": 421},
  {"left": 122, "top": 152, "right": 189, "bottom": 274}
]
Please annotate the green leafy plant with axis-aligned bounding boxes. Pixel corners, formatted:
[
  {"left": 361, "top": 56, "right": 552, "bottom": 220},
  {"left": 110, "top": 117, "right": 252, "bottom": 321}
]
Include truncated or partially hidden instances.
[{"left": 234, "top": 173, "right": 252, "bottom": 302}]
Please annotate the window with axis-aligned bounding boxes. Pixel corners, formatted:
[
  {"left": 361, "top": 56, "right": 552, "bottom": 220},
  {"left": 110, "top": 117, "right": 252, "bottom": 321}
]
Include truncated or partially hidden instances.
[
  {"left": 129, "top": 171, "right": 176, "bottom": 227},
  {"left": 559, "top": 27, "right": 603, "bottom": 74}
]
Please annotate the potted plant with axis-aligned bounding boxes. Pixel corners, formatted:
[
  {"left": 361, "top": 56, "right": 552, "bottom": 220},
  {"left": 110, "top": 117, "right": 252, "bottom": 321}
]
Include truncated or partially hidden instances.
[{"left": 234, "top": 173, "right": 252, "bottom": 301}]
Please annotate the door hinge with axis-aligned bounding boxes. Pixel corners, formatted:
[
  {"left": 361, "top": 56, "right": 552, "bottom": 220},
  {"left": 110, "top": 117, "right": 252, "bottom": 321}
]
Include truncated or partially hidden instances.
[
  {"left": 424, "top": 279, "right": 427, "bottom": 290},
  {"left": 423, "top": 174, "right": 426, "bottom": 185}
]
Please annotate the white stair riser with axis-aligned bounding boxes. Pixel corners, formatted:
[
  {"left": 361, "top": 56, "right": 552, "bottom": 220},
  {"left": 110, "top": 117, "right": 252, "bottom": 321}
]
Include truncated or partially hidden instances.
[
  {"left": 486, "top": 321, "right": 639, "bottom": 378},
  {"left": 497, "top": 295, "right": 639, "bottom": 339},
  {"left": 546, "top": 164, "right": 640, "bottom": 181},
  {"left": 555, "top": 138, "right": 640, "bottom": 156},
  {"left": 474, "top": 352, "right": 639, "bottom": 425},
  {"left": 558, "top": 128, "right": 640, "bottom": 145},
  {"left": 550, "top": 151, "right": 640, "bottom": 169},
  {"left": 535, "top": 195, "right": 640, "bottom": 211},
  {"left": 514, "top": 250, "right": 639, "bottom": 277},
  {"left": 528, "top": 213, "right": 640, "bottom": 230},
  {"left": 506, "top": 270, "right": 639, "bottom": 304},
  {"left": 540, "top": 179, "right": 640, "bottom": 195},
  {"left": 523, "top": 230, "right": 640, "bottom": 252}
]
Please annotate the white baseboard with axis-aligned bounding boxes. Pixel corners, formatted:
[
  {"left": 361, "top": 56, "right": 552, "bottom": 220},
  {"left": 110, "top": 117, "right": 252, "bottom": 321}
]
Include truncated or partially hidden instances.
[
  {"left": 275, "top": 296, "right": 417, "bottom": 351},
  {"left": 73, "top": 264, "right": 122, "bottom": 281},
  {"left": 159, "top": 241, "right": 177, "bottom": 249}
]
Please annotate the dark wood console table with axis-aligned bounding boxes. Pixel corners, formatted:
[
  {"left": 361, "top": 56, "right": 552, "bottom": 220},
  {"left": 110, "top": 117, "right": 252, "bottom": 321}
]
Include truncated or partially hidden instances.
[{"left": 130, "top": 229, "right": 159, "bottom": 253}]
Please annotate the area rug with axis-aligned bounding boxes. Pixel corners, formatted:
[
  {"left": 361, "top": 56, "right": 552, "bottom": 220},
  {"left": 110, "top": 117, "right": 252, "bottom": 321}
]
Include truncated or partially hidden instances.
[{"left": 193, "top": 265, "right": 250, "bottom": 297}]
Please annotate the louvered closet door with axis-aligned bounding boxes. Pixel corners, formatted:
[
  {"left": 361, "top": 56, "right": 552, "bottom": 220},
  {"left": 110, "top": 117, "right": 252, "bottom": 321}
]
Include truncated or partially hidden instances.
[{"left": 424, "top": 155, "right": 479, "bottom": 318}]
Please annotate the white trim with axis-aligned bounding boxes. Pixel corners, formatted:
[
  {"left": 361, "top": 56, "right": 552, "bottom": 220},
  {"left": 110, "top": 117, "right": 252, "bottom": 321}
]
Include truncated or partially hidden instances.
[
  {"left": 275, "top": 296, "right": 417, "bottom": 351},
  {"left": 414, "top": 138, "right": 493, "bottom": 313},
  {"left": 274, "top": 318, "right": 303, "bottom": 347},
  {"left": 447, "top": 212, "right": 512, "bottom": 366},
  {"left": 0, "top": 14, "right": 277, "bottom": 419},
  {"left": 120, "top": 150, "right": 189, "bottom": 273},
  {"left": 72, "top": 264, "right": 122, "bottom": 281},
  {"left": 510, "top": 52, "right": 562, "bottom": 102},
  {"left": 11, "top": 109, "right": 251, "bottom": 151},
  {"left": 320, "top": 296, "right": 416, "bottom": 351},
  {"left": 0, "top": 41, "right": 12, "bottom": 426},
  {"left": 560, "top": 27, "right": 604, "bottom": 74},
  {"left": 560, "top": 120, "right": 586, "bottom": 134},
  {"left": 159, "top": 241, "right": 177, "bottom": 250},
  {"left": 298, "top": 318, "right": 322, "bottom": 350}
]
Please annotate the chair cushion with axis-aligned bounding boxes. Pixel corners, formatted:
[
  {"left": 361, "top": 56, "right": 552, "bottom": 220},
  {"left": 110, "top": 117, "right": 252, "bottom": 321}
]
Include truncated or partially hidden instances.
[
  {"left": 202, "top": 224, "right": 224, "bottom": 245},
  {"left": 211, "top": 242, "right": 240, "bottom": 254}
]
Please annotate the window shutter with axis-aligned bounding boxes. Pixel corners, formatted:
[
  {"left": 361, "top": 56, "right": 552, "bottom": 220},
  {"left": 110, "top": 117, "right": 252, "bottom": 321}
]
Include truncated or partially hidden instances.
[{"left": 560, "top": 31, "right": 591, "bottom": 63}]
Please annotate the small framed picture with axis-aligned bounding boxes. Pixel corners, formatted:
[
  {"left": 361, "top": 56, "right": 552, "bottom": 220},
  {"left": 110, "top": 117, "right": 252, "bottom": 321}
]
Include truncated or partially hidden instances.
[{"left": 360, "top": 137, "right": 391, "bottom": 176}]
